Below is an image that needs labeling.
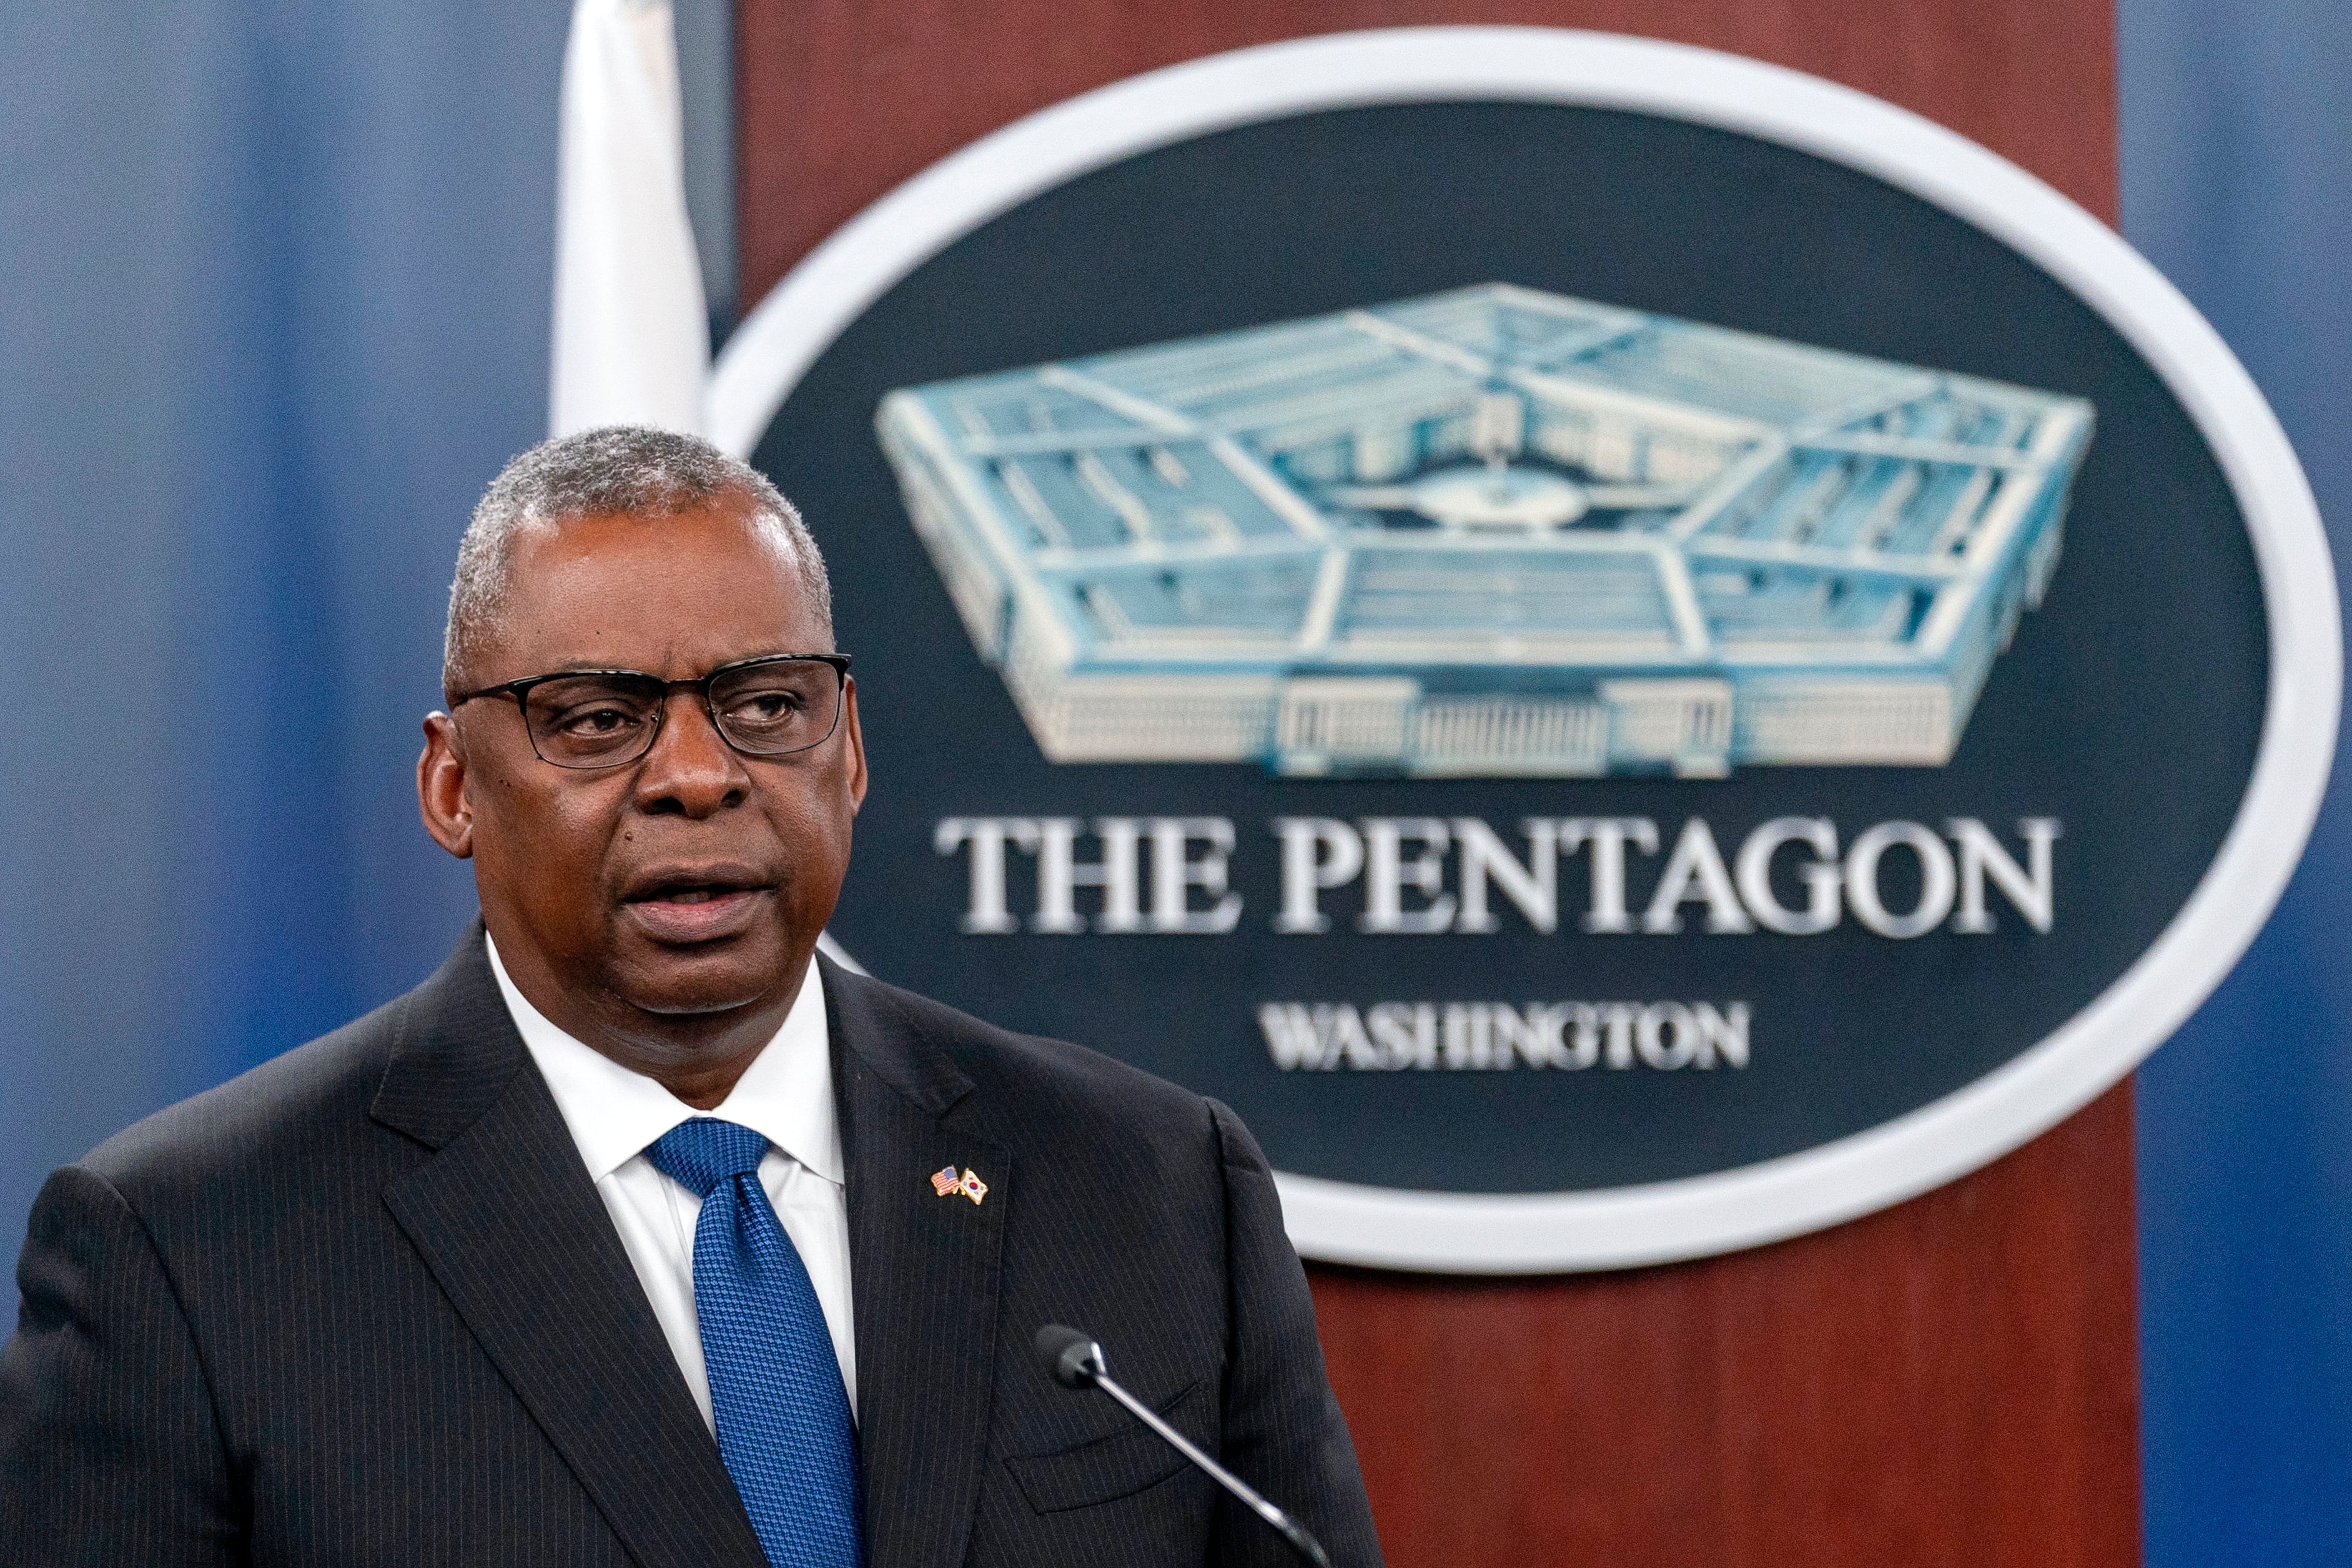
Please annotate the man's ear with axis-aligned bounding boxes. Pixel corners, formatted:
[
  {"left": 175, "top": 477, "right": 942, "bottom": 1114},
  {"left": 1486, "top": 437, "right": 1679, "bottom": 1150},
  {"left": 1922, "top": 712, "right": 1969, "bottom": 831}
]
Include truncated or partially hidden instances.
[
  {"left": 841, "top": 676, "right": 869, "bottom": 814},
  {"left": 418, "top": 711, "right": 475, "bottom": 859}
]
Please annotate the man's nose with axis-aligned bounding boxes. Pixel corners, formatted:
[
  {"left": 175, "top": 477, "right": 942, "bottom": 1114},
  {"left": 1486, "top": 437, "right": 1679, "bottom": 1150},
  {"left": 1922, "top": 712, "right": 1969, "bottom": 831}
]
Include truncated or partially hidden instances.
[{"left": 633, "top": 690, "right": 751, "bottom": 817}]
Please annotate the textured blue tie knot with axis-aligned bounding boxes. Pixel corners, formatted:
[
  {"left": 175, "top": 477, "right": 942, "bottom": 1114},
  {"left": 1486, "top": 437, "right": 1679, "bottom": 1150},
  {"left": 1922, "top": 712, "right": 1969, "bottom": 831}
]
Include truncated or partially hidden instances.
[{"left": 648, "top": 1117, "right": 769, "bottom": 1198}]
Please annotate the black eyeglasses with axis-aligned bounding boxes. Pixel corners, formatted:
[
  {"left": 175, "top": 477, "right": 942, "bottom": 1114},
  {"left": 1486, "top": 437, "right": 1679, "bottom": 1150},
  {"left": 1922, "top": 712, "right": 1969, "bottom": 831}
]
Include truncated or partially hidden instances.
[{"left": 450, "top": 653, "right": 851, "bottom": 770}]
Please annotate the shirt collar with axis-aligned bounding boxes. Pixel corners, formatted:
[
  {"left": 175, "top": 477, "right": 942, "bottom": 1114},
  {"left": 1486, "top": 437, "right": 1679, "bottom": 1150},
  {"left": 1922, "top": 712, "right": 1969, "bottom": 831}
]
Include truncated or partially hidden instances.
[{"left": 485, "top": 931, "right": 842, "bottom": 1186}]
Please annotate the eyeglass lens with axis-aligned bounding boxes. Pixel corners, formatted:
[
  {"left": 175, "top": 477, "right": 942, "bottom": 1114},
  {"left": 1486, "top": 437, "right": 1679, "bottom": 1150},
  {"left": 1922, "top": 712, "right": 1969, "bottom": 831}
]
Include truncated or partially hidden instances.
[{"left": 520, "top": 661, "right": 842, "bottom": 768}]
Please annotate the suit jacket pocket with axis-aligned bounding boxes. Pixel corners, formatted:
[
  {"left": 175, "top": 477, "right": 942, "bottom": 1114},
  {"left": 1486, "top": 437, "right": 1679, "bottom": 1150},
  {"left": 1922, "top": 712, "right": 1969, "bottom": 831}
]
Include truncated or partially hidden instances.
[{"left": 1002, "top": 1380, "right": 1207, "bottom": 1514}]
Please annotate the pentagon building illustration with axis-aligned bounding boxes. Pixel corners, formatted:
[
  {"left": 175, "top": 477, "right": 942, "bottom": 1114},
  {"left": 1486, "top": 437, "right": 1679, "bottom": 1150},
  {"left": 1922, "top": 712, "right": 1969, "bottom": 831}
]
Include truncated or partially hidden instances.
[{"left": 874, "top": 284, "right": 2092, "bottom": 777}]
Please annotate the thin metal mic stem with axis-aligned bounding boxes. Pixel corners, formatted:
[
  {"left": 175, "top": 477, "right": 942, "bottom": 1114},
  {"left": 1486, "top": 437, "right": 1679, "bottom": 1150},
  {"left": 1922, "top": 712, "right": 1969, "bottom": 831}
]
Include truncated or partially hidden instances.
[{"left": 1089, "top": 1369, "right": 1333, "bottom": 1568}]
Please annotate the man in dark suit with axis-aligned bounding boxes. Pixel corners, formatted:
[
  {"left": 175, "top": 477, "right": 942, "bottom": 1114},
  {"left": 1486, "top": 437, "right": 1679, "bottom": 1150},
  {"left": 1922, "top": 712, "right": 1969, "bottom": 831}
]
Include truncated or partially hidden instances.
[{"left": 0, "top": 428, "right": 1381, "bottom": 1567}]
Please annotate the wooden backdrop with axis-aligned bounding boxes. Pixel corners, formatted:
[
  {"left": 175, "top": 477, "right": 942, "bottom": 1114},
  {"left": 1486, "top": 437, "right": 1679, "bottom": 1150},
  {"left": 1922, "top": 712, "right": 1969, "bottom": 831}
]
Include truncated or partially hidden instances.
[{"left": 736, "top": 6, "right": 2137, "bottom": 1562}]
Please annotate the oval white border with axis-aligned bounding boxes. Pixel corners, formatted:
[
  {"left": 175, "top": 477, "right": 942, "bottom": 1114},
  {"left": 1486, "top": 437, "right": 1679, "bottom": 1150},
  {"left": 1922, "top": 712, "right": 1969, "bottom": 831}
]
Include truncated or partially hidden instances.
[{"left": 716, "top": 27, "right": 2340, "bottom": 1273}]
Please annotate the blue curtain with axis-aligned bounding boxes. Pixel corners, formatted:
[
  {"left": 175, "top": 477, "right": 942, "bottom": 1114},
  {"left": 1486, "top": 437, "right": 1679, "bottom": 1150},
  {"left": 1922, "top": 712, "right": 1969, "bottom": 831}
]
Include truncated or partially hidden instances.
[
  {"left": 2122, "top": 1, "right": 2352, "bottom": 1561},
  {"left": 0, "top": 5, "right": 566, "bottom": 1240}
]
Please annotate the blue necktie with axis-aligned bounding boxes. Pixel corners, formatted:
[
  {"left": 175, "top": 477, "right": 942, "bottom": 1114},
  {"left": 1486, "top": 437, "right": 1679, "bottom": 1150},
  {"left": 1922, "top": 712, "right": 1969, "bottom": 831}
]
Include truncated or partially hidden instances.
[{"left": 648, "top": 1117, "right": 864, "bottom": 1568}]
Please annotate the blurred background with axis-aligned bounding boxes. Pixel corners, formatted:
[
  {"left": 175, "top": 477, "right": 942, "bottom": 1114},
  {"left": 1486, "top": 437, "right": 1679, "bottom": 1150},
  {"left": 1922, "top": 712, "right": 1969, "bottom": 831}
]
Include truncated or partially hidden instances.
[{"left": 2, "top": 2, "right": 2346, "bottom": 1561}]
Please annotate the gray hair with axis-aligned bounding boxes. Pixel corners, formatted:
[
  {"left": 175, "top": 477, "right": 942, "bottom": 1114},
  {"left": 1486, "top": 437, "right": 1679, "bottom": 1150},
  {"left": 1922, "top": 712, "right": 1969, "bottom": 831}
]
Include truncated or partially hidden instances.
[{"left": 443, "top": 426, "right": 831, "bottom": 696}]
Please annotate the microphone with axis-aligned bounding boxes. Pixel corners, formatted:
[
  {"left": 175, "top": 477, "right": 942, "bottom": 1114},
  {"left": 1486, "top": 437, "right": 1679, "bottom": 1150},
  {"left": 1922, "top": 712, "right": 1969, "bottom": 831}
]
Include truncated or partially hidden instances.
[{"left": 1033, "top": 1324, "right": 1333, "bottom": 1567}]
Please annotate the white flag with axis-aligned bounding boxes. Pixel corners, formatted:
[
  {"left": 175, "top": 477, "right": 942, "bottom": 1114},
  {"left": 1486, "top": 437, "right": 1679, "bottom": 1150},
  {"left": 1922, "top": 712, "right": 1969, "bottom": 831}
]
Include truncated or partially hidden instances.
[{"left": 548, "top": 0, "right": 709, "bottom": 438}]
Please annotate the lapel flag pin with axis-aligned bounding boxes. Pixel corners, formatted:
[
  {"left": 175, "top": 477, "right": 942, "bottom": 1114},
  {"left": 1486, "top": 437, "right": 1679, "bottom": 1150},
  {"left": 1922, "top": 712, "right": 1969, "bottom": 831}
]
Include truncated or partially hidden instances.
[{"left": 931, "top": 1165, "right": 990, "bottom": 1206}]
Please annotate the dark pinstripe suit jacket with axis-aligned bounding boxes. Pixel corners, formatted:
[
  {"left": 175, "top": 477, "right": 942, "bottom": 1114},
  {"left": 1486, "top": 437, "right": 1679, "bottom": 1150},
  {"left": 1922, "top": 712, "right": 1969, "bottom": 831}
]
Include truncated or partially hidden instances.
[{"left": 0, "top": 928, "right": 1381, "bottom": 1567}]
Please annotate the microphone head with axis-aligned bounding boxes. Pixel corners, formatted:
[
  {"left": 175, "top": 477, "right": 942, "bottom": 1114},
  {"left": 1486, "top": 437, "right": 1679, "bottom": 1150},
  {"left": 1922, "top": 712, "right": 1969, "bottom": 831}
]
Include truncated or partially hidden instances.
[{"left": 1034, "top": 1323, "right": 1105, "bottom": 1389}]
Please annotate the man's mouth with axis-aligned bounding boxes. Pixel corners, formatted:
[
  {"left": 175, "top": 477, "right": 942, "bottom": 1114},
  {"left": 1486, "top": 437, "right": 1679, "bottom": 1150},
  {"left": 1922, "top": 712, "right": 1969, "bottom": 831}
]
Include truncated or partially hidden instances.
[{"left": 621, "top": 869, "right": 774, "bottom": 944}]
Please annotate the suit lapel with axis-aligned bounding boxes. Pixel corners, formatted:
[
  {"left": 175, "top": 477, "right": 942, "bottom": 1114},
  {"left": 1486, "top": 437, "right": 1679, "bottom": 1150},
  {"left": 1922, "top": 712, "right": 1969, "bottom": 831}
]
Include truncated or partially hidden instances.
[
  {"left": 373, "top": 931, "right": 767, "bottom": 1568},
  {"left": 826, "top": 958, "right": 1009, "bottom": 1568}
]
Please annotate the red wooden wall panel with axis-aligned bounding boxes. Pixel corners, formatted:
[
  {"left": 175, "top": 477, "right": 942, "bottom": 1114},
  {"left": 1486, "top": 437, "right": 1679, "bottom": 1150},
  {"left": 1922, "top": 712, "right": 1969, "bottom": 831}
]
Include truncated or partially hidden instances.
[
  {"left": 737, "top": 5, "right": 2133, "bottom": 1562},
  {"left": 1313, "top": 1085, "right": 2137, "bottom": 1566},
  {"left": 738, "top": 0, "right": 2117, "bottom": 310}
]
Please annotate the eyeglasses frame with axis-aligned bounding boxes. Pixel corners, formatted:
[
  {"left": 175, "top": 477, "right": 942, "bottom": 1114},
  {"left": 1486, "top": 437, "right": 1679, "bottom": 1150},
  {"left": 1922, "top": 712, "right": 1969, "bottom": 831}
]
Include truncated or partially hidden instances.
[{"left": 448, "top": 651, "right": 854, "bottom": 769}]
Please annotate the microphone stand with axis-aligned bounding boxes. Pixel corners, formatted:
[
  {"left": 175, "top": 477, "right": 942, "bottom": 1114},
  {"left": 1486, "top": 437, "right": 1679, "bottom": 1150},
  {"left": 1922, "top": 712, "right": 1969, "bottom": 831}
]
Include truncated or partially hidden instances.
[{"left": 1035, "top": 1324, "right": 1333, "bottom": 1567}]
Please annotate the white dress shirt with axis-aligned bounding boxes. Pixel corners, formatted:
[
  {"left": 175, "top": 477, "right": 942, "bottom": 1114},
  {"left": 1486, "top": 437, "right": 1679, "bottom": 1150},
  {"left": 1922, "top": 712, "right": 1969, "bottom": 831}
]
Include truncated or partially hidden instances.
[{"left": 485, "top": 934, "right": 857, "bottom": 1432}]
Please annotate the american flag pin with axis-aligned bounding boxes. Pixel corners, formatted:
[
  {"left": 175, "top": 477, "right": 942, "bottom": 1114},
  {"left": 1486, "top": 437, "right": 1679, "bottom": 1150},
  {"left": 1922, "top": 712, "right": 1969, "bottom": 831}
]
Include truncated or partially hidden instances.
[{"left": 930, "top": 1165, "right": 962, "bottom": 1198}]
